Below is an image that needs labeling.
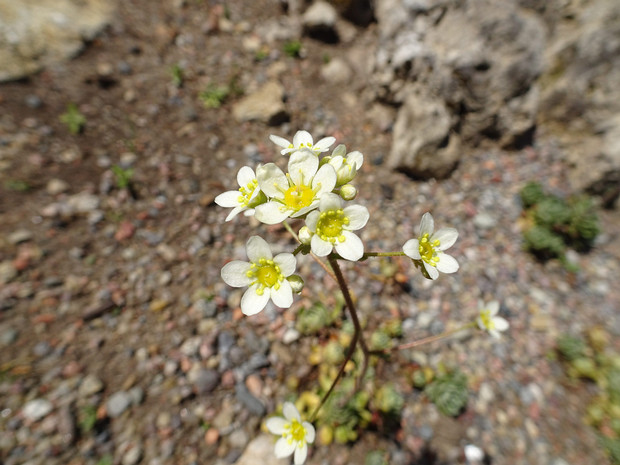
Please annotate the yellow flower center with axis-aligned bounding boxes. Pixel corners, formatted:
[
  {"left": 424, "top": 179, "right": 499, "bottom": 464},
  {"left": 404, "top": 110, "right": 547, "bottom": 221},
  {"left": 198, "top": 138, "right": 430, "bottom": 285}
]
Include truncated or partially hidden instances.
[
  {"left": 479, "top": 309, "right": 494, "bottom": 330},
  {"left": 419, "top": 233, "right": 441, "bottom": 266},
  {"left": 316, "top": 209, "right": 349, "bottom": 244},
  {"left": 283, "top": 184, "right": 315, "bottom": 211},
  {"left": 284, "top": 419, "right": 307, "bottom": 445},
  {"left": 237, "top": 179, "right": 258, "bottom": 207},
  {"left": 246, "top": 258, "right": 283, "bottom": 295}
]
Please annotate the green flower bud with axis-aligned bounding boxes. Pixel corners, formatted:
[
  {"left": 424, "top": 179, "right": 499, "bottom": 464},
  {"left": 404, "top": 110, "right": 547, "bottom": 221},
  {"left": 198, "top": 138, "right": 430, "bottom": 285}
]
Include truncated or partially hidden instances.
[
  {"left": 287, "top": 275, "right": 305, "bottom": 293},
  {"left": 340, "top": 184, "right": 357, "bottom": 201}
]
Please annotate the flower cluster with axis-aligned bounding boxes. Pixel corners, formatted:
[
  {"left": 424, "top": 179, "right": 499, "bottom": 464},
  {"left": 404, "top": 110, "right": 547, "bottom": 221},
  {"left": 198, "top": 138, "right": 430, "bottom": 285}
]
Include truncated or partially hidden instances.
[{"left": 217, "top": 131, "right": 369, "bottom": 314}]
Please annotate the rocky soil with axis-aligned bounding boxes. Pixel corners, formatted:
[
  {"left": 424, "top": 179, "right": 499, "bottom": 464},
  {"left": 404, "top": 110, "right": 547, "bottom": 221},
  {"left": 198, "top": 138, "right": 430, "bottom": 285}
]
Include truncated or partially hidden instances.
[{"left": 1, "top": 1, "right": 619, "bottom": 465}]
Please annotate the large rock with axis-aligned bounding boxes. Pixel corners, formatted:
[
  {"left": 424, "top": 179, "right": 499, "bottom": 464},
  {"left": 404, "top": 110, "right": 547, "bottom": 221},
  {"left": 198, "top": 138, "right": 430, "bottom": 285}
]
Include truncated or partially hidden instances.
[
  {"left": 0, "top": 0, "right": 114, "bottom": 82},
  {"left": 232, "top": 81, "right": 289, "bottom": 126},
  {"left": 372, "top": 0, "right": 545, "bottom": 165},
  {"left": 387, "top": 90, "right": 460, "bottom": 178},
  {"left": 538, "top": 0, "right": 620, "bottom": 198}
]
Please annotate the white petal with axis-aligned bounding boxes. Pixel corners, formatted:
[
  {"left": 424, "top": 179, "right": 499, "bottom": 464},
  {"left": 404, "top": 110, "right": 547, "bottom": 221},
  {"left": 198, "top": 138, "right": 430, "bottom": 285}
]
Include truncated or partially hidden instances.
[
  {"left": 476, "top": 316, "right": 486, "bottom": 331},
  {"left": 436, "top": 253, "right": 459, "bottom": 274},
  {"left": 266, "top": 417, "right": 287, "bottom": 435},
  {"left": 288, "top": 151, "right": 319, "bottom": 186},
  {"left": 246, "top": 236, "right": 273, "bottom": 262},
  {"left": 274, "top": 253, "right": 296, "bottom": 277},
  {"left": 335, "top": 231, "right": 364, "bottom": 261},
  {"left": 257, "top": 163, "right": 287, "bottom": 198},
  {"left": 419, "top": 212, "right": 434, "bottom": 236},
  {"left": 331, "top": 144, "right": 346, "bottom": 157},
  {"left": 347, "top": 150, "right": 363, "bottom": 169},
  {"left": 328, "top": 155, "right": 344, "bottom": 171},
  {"left": 274, "top": 437, "right": 296, "bottom": 458},
  {"left": 303, "top": 422, "right": 315, "bottom": 443},
  {"left": 314, "top": 136, "right": 336, "bottom": 151},
  {"left": 270, "top": 280, "right": 293, "bottom": 308},
  {"left": 240, "top": 285, "right": 270, "bottom": 316},
  {"left": 403, "top": 239, "right": 421, "bottom": 259},
  {"left": 294, "top": 443, "right": 308, "bottom": 465},
  {"left": 225, "top": 206, "right": 245, "bottom": 222},
  {"left": 312, "top": 164, "right": 337, "bottom": 195},
  {"left": 305, "top": 211, "right": 319, "bottom": 232},
  {"left": 489, "top": 329, "right": 501, "bottom": 339},
  {"left": 487, "top": 301, "right": 500, "bottom": 315},
  {"left": 319, "top": 192, "right": 342, "bottom": 211},
  {"left": 433, "top": 227, "right": 458, "bottom": 251},
  {"left": 293, "top": 130, "right": 313, "bottom": 149},
  {"left": 493, "top": 316, "right": 509, "bottom": 332},
  {"left": 423, "top": 261, "right": 439, "bottom": 280},
  {"left": 255, "top": 202, "right": 290, "bottom": 225},
  {"left": 221, "top": 261, "right": 252, "bottom": 287},
  {"left": 283, "top": 402, "right": 301, "bottom": 421},
  {"left": 237, "top": 166, "right": 256, "bottom": 186},
  {"left": 343, "top": 205, "right": 369, "bottom": 230},
  {"left": 215, "top": 190, "right": 242, "bottom": 208},
  {"left": 311, "top": 235, "right": 333, "bottom": 257},
  {"left": 269, "top": 134, "right": 291, "bottom": 149}
]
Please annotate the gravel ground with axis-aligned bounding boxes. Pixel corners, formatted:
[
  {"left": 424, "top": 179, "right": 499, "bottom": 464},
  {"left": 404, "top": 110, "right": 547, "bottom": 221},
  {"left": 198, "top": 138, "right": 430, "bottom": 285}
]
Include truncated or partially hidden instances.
[{"left": 1, "top": 2, "right": 619, "bottom": 465}]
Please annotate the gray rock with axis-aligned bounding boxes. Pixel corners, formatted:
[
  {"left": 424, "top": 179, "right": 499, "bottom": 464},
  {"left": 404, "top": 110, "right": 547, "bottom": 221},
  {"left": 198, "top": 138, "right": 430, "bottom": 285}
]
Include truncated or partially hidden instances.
[
  {"left": 0, "top": 0, "right": 114, "bottom": 82},
  {"left": 235, "top": 383, "right": 265, "bottom": 416},
  {"left": 387, "top": 91, "right": 460, "bottom": 178},
  {"left": 121, "top": 444, "right": 143, "bottom": 465},
  {"left": 0, "top": 328, "right": 19, "bottom": 346},
  {"left": 473, "top": 212, "right": 497, "bottom": 230},
  {"left": 232, "top": 81, "right": 288, "bottom": 126},
  {"left": 67, "top": 192, "right": 100, "bottom": 214},
  {"left": 106, "top": 391, "right": 132, "bottom": 418},
  {"left": 8, "top": 229, "right": 33, "bottom": 244},
  {"left": 190, "top": 368, "right": 219, "bottom": 395},
  {"left": 46, "top": 178, "right": 70, "bottom": 195},
  {"left": 232, "top": 434, "right": 289, "bottom": 465},
  {"left": 22, "top": 398, "right": 53, "bottom": 422},
  {"left": 320, "top": 57, "right": 352, "bottom": 83},
  {"left": 302, "top": 1, "right": 339, "bottom": 43},
  {"left": 0, "top": 261, "right": 18, "bottom": 284}
]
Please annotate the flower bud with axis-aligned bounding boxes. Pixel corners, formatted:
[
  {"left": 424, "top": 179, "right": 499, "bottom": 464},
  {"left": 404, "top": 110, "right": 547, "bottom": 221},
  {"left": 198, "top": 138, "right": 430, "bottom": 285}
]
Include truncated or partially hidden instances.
[
  {"left": 339, "top": 184, "right": 357, "bottom": 201},
  {"left": 298, "top": 226, "right": 312, "bottom": 245},
  {"left": 287, "top": 275, "right": 305, "bottom": 293}
]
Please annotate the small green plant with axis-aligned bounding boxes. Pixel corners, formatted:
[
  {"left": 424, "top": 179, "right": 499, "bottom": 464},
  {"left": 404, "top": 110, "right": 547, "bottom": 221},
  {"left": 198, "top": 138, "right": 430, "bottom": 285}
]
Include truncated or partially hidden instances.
[
  {"left": 425, "top": 368, "right": 469, "bottom": 417},
  {"left": 60, "top": 103, "right": 86, "bottom": 134},
  {"left": 283, "top": 40, "right": 302, "bottom": 58},
  {"left": 111, "top": 164, "right": 134, "bottom": 190},
  {"left": 520, "top": 181, "right": 600, "bottom": 263},
  {"left": 556, "top": 328, "right": 620, "bottom": 463},
  {"left": 78, "top": 405, "right": 98, "bottom": 434},
  {"left": 3, "top": 179, "right": 30, "bottom": 192},
  {"left": 96, "top": 455, "right": 113, "bottom": 465},
  {"left": 365, "top": 450, "right": 389, "bottom": 465},
  {"left": 170, "top": 64, "right": 184, "bottom": 87},
  {"left": 199, "top": 83, "right": 230, "bottom": 108},
  {"left": 296, "top": 301, "right": 341, "bottom": 335}
]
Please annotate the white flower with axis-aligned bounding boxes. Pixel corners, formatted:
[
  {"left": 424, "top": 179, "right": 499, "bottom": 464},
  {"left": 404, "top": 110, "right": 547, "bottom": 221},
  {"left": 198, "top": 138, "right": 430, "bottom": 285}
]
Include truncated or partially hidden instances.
[
  {"left": 221, "top": 236, "right": 296, "bottom": 316},
  {"left": 305, "top": 193, "right": 369, "bottom": 261},
  {"left": 476, "top": 300, "right": 509, "bottom": 339},
  {"left": 266, "top": 402, "right": 315, "bottom": 465},
  {"left": 269, "top": 130, "right": 336, "bottom": 156},
  {"left": 255, "top": 150, "right": 337, "bottom": 225},
  {"left": 403, "top": 212, "right": 459, "bottom": 280},
  {"left": 326, "top": 144, "right": 363, "bottom": 186},
  {"left": 215, "top": 166, "right": 266, "bottom": 221}
]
